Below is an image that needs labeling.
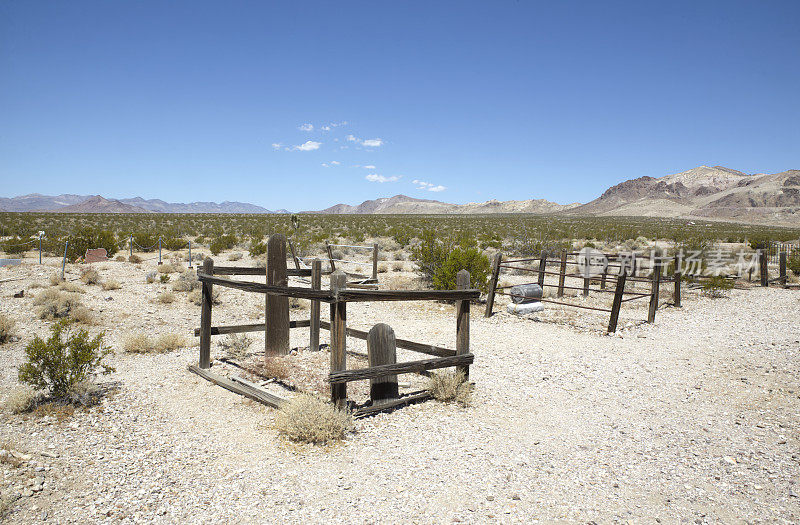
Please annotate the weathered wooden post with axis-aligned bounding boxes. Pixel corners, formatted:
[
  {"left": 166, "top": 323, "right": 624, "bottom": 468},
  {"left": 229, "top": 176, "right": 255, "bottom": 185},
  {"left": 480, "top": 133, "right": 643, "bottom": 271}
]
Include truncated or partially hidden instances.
[
  {"left": 310, "top": 259, "right": 321, "bottom": 351},
  {"left": 288, "top": 240, "right": 302, "bottom": 271},
  {"left": 456, "top": 270, "right": 471, "bottom": 379},
  {"left": 537, "top": 252, "right": 547, "bottom": 287},
  {"left": 779, "top": 252, "right": 787, "bottom": 287},
  {"left": 759, "top": 249, "right": 768, "bottom": 287},
  {"left": 158, "top": 237, "right": 162, "bottom": 265},
  {"left": 372, "top": 243, "right": 379, "bottom": 281},
  {"left": 187, "top": 240, "right": 192, "bottom": 269},
  {"left": 265, "top": 234, "right": 290, "bottom": 356},
  {"left": 600, "top": 266, "right": 607, "bottom": 290},
  {"left": 608, "top": 270, "right": 627, "bottom": 333},
  {"left": 329, "top": 270, "right": 347, "bottom": 407},
  {"left": 199, "top": 257, "right": 214, "bottom": 369},
  {"left": 129, "top": 234, "right": 133, "bottom": 258},
  {"left": 367, "top": 323, "right": 398, "bottom": 403},
  {"left": 325, "top": 241, "right": 336, "bottom": 272},
  {"left": 38, "top": 232, "right": 43, "bottom": 265},
  {"left": 484, "top": 252, "right": 502, "bottom": 317},
  {"left": 647, "top": 262, "right": 661, "bottom": 323},
  {"left": 673, "top": 254, "right": 682, "bottom": 308},
  {"left": 557, "top": 250, "right": 567, "bottom": 297},
  {"left": 61, "top": 240, "right": 68, "bottom": 280}
]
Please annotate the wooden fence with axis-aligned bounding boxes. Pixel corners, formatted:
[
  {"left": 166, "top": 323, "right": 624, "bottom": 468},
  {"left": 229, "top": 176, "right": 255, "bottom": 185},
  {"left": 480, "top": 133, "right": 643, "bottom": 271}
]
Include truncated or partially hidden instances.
[
  {"left": 289, "top": 241, "right": 380, "bottom": 288},
  {"left": 190, "top": 234, "right": 479, "bottom": 417},
  {"left": 485, "top": 250, "right": 679, "bottom": 333}
]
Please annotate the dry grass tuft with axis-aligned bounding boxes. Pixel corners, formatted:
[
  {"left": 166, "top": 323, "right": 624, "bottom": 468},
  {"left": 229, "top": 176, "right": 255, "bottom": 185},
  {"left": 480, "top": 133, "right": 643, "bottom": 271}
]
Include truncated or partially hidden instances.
[
  {"left": 157, "top": 291, "right": 176, "bottom": 304},
  {"left": 80, "top": 267, "right": 101, "bottom": 284},
  {"left": 172, "top": 271, "right": 199, "bottom": 292},
  {"left": 129, "top": 254, "right": 142, "bottom": 263},
  {"left": 69, "top": 306, "right": 96, "bottom": 325},
  {"left": 155, "top": 333, "right": 186, "bottom": 352},
  {"left": 32, "top": 401, "right": 75, "bottom": 421},
  {"left": 227, "top": 252, "right": 243, "bottom": 261},
  {"left": 0, "top": 314, "right": 16, "bottom": 344},
  {"left": 274, "top": 394, "right": 353, "bottom": 444},
  {"left": 427, "top": 370, "right": 473, "bottom": 406},
  {"left": 57, "top": 281, "right": 85, "bottom": 293},
  {"left": 188, "top": 288, "right": 220, "bottom": 305},
  {"left": 377, "top": 263, "right": 389, "bottom": 274},
  {"left": 49, "top": 273, "right": 64, "bottom": 286},
  {"left": 157, "top": 263, "right": 176, "bottom": 274},
  {"left": 102, "top": 279, "right": 122, "bottom": 291},
  {"left": 219, "top": 333, "right": 252, "bottom": 360},
  {"left": 33, "top": 288, "right": 83, "bottom": 320},
  {"left": 4, "top": 386, "right": 38, "bottom": 414},
  {"left": 123, "top": 333, "right": 153, "bottom": 353},
  {"left": 289, "top": 297, "right": 309, "bottom": 310},
  {"left": 252, "top": 356, "right": 290, "bottom": 379},
  {"left": 392, "top": 261, "right": 404, "bottom": 272}
]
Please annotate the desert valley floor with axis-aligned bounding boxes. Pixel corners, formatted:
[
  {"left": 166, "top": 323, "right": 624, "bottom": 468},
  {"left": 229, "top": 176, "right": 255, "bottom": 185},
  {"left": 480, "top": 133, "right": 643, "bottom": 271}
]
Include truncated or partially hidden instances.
[{"left": 1, "top": 257, "right": 799, "bottom": 523}]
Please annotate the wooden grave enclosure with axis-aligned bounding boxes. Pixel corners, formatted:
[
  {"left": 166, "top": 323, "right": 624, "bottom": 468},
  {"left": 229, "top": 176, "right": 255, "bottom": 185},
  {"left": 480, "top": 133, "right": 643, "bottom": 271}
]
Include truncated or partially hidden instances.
[
  {"left": 190, "top": 234, "right": 479, "bottom": 417},
  {"left": 288, "top": 241, "right": 381, "bottom": 289},
  {"left": 484, "top": 249, "right": 680, "bottom": 333}
]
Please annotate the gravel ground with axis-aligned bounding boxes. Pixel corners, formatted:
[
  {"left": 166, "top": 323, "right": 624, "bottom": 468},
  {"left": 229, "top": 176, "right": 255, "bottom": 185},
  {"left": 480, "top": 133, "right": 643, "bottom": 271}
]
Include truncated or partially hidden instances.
[{"left": 1, "top": 253, "right": 799, "bottom": 523}]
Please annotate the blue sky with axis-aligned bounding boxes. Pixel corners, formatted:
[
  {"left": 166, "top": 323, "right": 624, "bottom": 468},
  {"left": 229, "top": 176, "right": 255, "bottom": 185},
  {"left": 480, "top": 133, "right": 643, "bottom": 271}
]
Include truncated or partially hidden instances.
[{"left": 1, "top": 1, "right": 798, "bottom": 210}]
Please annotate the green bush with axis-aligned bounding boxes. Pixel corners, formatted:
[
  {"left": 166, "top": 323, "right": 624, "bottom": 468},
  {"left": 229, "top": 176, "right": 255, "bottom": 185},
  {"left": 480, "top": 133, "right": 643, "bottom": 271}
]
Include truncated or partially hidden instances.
[
  {"left": 161, "top": 237, "right": 188, "bottom": 251},
  {"left": 18, "top": 321, "right": 113, "bottom": 399},
  {"left": 0, "top": 237, "right": 31, "bottom": 255},
  {"left": 66, "top": 227, "right": 118, "bottom": 261},
  {"left": 701, "top": 275, "right": 734, "bottom": 298},
  {"left": 411, "top": 230, "right": 491, "bottom": 293},
  {"left": 210, "top": 234, "right": 238, "bottom": 255},
  {"left": 787, "top": 254, "right": 800, "bottom": 276},
  {"left": 132, "top": 232, "right": 159, "bottom": 252},
  {"left": 249, "top": 240, "right": 267, "bottom": 257}
]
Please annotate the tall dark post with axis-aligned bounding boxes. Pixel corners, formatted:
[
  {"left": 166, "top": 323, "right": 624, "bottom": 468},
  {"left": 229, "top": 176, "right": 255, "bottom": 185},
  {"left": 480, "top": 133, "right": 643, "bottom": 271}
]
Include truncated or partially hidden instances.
[
  {"left": 367, "top": 323, "right": 399, "bottom": 403},
  {"left": 329, "top": 270, "right": 348, "bottom": 407},
  {"left": 199, "top": 258, "right": 214, "bottom": 369},
  {"left": 310, "top": 259, "right": 321, "bottom": 351},
  {"left": 485, "top": 252, "right": 502, "bottom": 317},
  {"left": 456, "top": 270, "right": 471, "bottom": 379},
  {"left": 265, "top": 234, "right": 290, "bottom": 356}
]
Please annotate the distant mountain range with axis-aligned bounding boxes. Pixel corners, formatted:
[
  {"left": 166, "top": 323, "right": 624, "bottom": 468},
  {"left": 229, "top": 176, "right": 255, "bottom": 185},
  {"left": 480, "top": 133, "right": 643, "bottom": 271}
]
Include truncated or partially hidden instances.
[
  {"left": 0, "top": 194, "right": 287, "bottom": 214},
  {"left": 2, "top": 166, "right": 798, "bottom": 225}
]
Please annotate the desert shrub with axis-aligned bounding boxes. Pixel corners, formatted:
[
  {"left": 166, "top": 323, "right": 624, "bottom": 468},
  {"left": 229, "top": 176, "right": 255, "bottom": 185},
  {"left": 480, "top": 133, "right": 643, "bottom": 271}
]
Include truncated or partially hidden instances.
[
  {"left": 392, "top": 261, "right": 404, "bottom": 272},
  {"left": 161, "top": 237, "right": 187, "bottom": 251},
  {"left": 123, "top": 333, "right": 153, "bottom": 353},
  {"left": 65, "top": 380, "right": 101, "bottom": 407},
  {"left": 393, "top": 251, "right": 407, "bottom": 261},
  {"left": 274, "top": 394, "right": 353, "bottom": 444},
  {"left": 331, "top": 249, "right": 344, "bottom": 261},
  {"left": 172, "top": 271, "right": 200, "bottom": 292},
  {"left": 115, "top": 255, "right": 127, "bottom": 262},
  {"left": 219, "top": 333, "right": 252, "bottom": 360},
  {"left": 788, "top": 254, "right": 800, "bottom": 277},
  {"left": 18, "top": 321, "right": 113, "bottom": 399},
  {"left": 227, "top": 252, "right": 243, "bottom": 261},
  {"left": 210, "top": 234, "right": 238, "bottom": 255},
  {"left": 155, "top": 333, "right": 186, "bottom": 352},
  {"left": 66, "top": 227, "right": 118, "bottom": 261},
  {"left": 34, "top": 289, "right": 83, "bottom": 320},
  {"left": 188, "top": 288, "right": 220, "bottom": 305},
  {"left": 702, "top": 275, "right": 734, "bottom": 298},
  {"left": 4, "top": 386, "right": 38, "bottom": 414},
  {"left": 427, "top": 370, "right": 472, "bottom": 406},
  {"left": 69, "top": 306, "right": 96, "bottom": 325},
  {"left": 1, "top": 236, "right": 30, "bottom": 255},
  {"left": 57, "top": 281, "right": 85, "bottom": 293},
  {"left": 145, "top": 271, "right": 157, "bottom": 283},
  {"left": 432, "top": 247, "right": 490, "bottom": 293},
  {"left": 249, "top": 240, "right": 267, "bottom": 257},
  {"left": 0, "top": 314, "right": 16, "bottom": 344},
  {"left": 49, "top": 273, "right": 64, "bottom": 286},
  {"left": 159, "top": 274, "right": 170, "bottom": 283},
  {"left": 377, "top": 263, "right": 388, "bottom": 274},
  {"left": 157, "top": 291, "right": 176, "bottom": 304},
  {"left": 102, "top": 279, "right": 122, "bottom": 291},
  {"left": 253, "top": 356, "right": 290, "bottom": 380},
  {"left": 157, "top": 263, "right": 176, "bottom": 274},
  {"left": 80, "top": 267, "right": 101, "bottom": 285},
  {"left": 128, "top": 254, "right": 142, "bottom": 263},
  {"left": 132, "top": 232, "right": 158, "bottom": 252}
]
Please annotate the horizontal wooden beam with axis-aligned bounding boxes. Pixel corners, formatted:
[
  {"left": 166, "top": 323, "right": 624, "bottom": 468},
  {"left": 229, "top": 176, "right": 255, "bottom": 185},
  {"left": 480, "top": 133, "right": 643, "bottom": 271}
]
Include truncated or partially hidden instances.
[
  {"left": 188, "top": 364, "right": 286, "bottom": 408},
  {"left": 328, "top": 353, "right": 474, "bottom": 384},
  {"left": 335, "top": 289, "right": 480, "bottom": 302},
  {"left": 318, "top": 320, "right": 456, "bottom": 357},
  {"left": 197, "top": 272, "right": 335, "bottom": 301},
  {"left": 193, "top": 319, "right": 311, "bottom": 337},
  {"left": 353, "top": 391, "right": 432, "bottom": 418},
  {"left": 211, "top": 266, "right": 312, "bottom": 277}
]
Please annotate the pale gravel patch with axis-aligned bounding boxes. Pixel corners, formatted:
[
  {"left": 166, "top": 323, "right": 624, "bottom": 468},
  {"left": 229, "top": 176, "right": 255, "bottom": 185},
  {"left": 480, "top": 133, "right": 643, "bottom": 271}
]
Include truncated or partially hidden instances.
[{"left": 0, "top": 254, "right": 799, "bottom": 523}]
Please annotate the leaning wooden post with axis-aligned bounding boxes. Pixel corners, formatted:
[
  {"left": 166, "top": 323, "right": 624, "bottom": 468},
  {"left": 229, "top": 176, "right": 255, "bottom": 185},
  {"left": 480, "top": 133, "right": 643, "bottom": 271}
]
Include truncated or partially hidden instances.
[
  {"left": 309, "top": 259, "right": 321, "bottom": 351},
  {"left": 537, "top": 252, "right": 547, "bottom": 287},
  {"left": 199, "top": 257, "right": 214, "bottom": 369},
  {"left": 759, "top": 249, "right": 768, "bottom": 287},
  {"left": 456, "top": 270, "right": 471, "bottom": 379},
  {"left": 647, "top": 262, "right": 661, "bottom": 323},
  {"left": 673, "top": 254, "right": 682, "bottom": 308},
  {"left": 325, "top": 241, "right": 336, "bottom": 272},
  {"left": 288, "top": 240, "right": 302, "bottom": 271},
  {"left": 557, "top": 250, "right": 567, "bottom": 297},
  {"left": 329, "top": 270, "right": 348, "bottom": 407},
  {"left": 600, "top": 265, "right": 607, "bottom": 290},
  {"left": 372, "top": 243, "right": 379, "bottom": 281},
  {"left": 265, "top": 234, "right": 290, "bottom": 356},
  {"left": 779, "top": 252, "right": 787, "bottom": 287},
  {"left": 367, "top": 323, "right": 399, "bottom": 403},
  {"left": 61, "top": 240, "right": 68, "bottom": 280},
  {"left": 484, "top": 252, "right": 502, "bottom": 317},
  {"left": 608, "top": 270, "right": 627, "bottom": 333}
]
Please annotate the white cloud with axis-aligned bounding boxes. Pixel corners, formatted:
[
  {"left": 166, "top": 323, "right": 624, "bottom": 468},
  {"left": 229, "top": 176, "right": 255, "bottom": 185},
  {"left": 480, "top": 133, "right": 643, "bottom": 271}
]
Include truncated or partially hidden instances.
[
  {"left": 361, "top": 138, "right": 383, "bottom": 147},
  {"left": 330, "top": 160, "right": 340, "bottom": 165},
  {"left": 271, "top": 143, "right": 283, "bottom": 150},
  {"left": 321, "top": 160, "right": 341, "bottom": 168},
  {"left": 321, "top": 121, "right": 347, "bottom": 131},
  {"left": 346, "top": 134, "right": 358, "bottom": 142},
  {"left": 413, "top": 179, "right": 446, "bottom": 192},
  {"left": 292, "top": 140, "right": 321, "bottom": 151},
  {"left": 362, "top": 165, "right": 376, "bottom": 170},
  {"left": 366, "top": 174, "right": 401, "bottom": 183},
  {"left": 298, "top": 123, "right": 314, "bottom": 132}
]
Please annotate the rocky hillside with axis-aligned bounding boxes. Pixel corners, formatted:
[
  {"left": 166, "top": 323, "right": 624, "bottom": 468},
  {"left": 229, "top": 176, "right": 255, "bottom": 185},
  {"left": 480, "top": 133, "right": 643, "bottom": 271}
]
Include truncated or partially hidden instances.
[
  {"left": 0, "top": 194, "right": 278, "bottom": 213},
  {"left": 57, "top": 196, "right": 152, "bottom": 213},
  {"left": 567, "top": 166, "right": 800, "bottom": 225},
  {"left": 310, "top": 194, "right": 579, "bottom": 214}
]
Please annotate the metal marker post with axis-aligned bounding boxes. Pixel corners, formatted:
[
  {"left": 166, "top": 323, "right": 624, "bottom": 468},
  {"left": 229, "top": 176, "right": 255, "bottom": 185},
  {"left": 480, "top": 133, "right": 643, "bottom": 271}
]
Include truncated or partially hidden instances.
[
  {"left": 158, "top": 237, "right": 162, "bottom": 265},
  {"left": 188, "top": 241, "right": 192, "bottom": 269},
  {"left": 61, "top": 241, "right": 68, "bottom": 280},
  {"left": 38, "top": 232, "right": 43, "bottom": 264},
  {"left": 129, "top": 234, "right": 133, "bottom": 258}
]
